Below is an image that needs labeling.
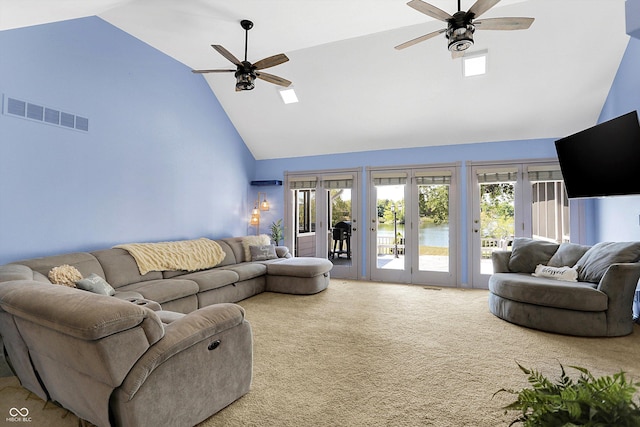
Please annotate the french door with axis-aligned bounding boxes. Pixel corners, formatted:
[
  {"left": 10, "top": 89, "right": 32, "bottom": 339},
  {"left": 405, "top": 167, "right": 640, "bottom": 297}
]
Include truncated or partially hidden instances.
[
  {"left": 367, "top": 165, "right": 459, "bottom": 286},
  {"left": 284, "top": 169, "right": 361, "bottom": 280},
  {"left": 468, "top": 160, "right": 570, "bottom": 288}
]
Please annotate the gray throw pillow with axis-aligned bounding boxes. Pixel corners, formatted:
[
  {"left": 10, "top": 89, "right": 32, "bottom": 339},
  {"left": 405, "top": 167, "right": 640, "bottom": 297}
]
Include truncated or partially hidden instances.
[
  {"left": 547, "top": 242, "right": 591, "bottom": 268},
  {"left": 76, "top": 273, "right": 116, "bottom": 296},
  {"left": 250, "top": 244, "right": 278, "bottom": 261},
  {"left": 508, "top": 237, "right": 559, "bottom": 273},
  {"left": 575, "top": 241, "right": 640, "bottom": 283}
]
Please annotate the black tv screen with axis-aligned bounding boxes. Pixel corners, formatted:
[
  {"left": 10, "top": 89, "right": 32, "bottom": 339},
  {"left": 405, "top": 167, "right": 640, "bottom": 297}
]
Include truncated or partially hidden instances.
[{"left": 555, "top": 111, "right": 640, "bottom": 199}]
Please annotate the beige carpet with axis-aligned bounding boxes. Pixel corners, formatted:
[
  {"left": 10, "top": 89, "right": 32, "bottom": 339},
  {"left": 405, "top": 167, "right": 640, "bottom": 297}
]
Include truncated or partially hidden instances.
[{"left": 2, "top": 280, "right": 640, "bottom": 426}]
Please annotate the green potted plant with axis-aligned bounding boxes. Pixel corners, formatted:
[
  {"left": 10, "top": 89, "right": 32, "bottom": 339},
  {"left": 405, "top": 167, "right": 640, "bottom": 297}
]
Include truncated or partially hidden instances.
[
  {"left": 495, "top": 363, "right": 640, "bottom": 426},
  {"left": 270, "top": 219, "right": 283, "bottom": 246}
]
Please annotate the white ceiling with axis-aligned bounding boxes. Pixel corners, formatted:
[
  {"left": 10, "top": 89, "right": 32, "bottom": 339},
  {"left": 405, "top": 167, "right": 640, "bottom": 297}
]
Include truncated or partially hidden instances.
[{"left": 0, "top": 0, "right": 630, "bottom": 159}]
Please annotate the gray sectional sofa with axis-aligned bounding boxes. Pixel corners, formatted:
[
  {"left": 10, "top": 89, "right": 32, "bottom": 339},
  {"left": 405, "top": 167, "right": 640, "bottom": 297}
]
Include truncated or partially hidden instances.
[
  {"left": 488, "top": 238, "right": 640, "bottom": 337},
  {"left": 0, "top": 236, "right": 332, "bottom": 426}
]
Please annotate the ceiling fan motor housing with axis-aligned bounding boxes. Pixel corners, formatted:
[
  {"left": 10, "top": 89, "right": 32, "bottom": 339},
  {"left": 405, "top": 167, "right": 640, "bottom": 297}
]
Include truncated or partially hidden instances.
[
  {"left": 235, "top": 61, "right": 257, "bottom": 90},
  {"left": 446, "top": 11, "right": 475, "bottom": 52}
]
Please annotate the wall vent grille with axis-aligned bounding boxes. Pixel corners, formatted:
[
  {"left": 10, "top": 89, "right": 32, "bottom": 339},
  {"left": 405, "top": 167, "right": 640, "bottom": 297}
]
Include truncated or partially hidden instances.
[{"left": 2, "top": 94, "right": 89, "bottom": 132}]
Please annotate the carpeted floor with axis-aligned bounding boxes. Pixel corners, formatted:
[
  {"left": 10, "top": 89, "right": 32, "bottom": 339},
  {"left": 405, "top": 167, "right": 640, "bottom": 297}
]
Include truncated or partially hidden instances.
[{"left": 2, "top": 279, "right": 640, "bottom": 426}]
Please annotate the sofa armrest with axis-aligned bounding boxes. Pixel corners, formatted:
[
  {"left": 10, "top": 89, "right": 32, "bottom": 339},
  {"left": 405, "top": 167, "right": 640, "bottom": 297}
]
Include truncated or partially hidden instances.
[
  {"left": 597, "top": 263, "right": 640, "bottom": 336},
  {"left": 491, "top": 251, "right": 511, "bottom": 273},
  {"left": 118, "top": 303, "right": 248, "bottom": 399},
  {"left": 275, "top": 245, "right": 292, "bottom": 258}
]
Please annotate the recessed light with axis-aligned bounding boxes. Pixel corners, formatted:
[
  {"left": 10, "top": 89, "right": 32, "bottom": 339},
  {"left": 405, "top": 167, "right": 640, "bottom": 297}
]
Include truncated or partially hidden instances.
[
  {"left": 463, "top": 51, "right": 487, "bottom": 77},
  {"left": 279, "top": 88, "right": 299, "bottom": 104}
]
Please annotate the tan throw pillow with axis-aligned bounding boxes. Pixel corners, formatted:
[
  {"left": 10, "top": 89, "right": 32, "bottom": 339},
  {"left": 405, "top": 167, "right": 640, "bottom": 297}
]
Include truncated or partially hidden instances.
[
  {"left": 48, "top": 264, "right": 83, "bottom": 287},
  {"left": 242, "top": 234, "right": 271, "bottom": 261}
]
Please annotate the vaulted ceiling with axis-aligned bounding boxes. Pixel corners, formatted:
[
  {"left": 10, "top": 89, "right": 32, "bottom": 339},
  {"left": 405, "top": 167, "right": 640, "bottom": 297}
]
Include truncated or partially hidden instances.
[{"left": 0, "top": 0, "right": 630, "bottom": 159}]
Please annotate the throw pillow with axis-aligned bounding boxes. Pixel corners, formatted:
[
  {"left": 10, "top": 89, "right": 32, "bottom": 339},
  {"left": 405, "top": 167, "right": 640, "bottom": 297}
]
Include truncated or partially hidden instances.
[
  {"left": 547, "top": 242, "right": 591, "bottom": 268},
  {"left": 242, "top": 234, "right": 271, "bottom": 261},
  {"left": 575, "top": 241, "right": 640, "bottom": 283},
  {"left": 508, "top": 238, "right": 560, "bottom": 273},
  {"left": 48, "top": 264, "right": 83, "bottom": 287},
  {"left": 532, "top": 264, "right": 578, "bottom": 282},
  {"left": 249, "top": 244, "right": 278, "bottom": 261},
  {"left": 75, "top": 273, "right": 116, "bottom": 296}
]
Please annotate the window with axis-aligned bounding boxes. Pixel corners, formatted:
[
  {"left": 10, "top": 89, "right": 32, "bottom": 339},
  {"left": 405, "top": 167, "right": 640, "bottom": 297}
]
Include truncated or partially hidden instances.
[{"left": 296, "top": 189, "right": 316, "bottom": 234}]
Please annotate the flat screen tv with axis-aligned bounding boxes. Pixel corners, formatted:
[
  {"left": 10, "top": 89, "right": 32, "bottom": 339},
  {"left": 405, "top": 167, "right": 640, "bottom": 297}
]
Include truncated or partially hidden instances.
[{"left": 554, "top": 110, "right": 640, "bottom": 199}]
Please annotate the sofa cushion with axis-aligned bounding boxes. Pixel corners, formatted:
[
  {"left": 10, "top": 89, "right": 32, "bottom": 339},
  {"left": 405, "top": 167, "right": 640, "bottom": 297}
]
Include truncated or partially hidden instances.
[
  {"left": 179, "top": 269, "right": 240, "bottom": 292},
  {"left": 241, "top": 235, "right": 271, "bottom": 261},
  {"left": 489, "top": 273, "right": 606, "bottom": 312},
  {"left": 116, "top": 279, "right": 199, "bottom": 305},
  {"left": 48, "top": 264, "right": 83, "bottom": 287},
  {"left": 249, "top": 244, "right": 278, "bottom": 261},
  {"left": 76, "top": 273, "right": 116, "bottom": 296},
  {"left": 220, "top": 263, "right": 267, "bottom": 281},
  {"left": 508, "top": 238, "right": 559, "bottom": 273},
  {"left": 91, "top": 248, "right": 163, "bottom": 288},
  {"left": 547, "top": 242, "right": 591, "bottom": 268},
  {"left": 15, "top": 252, "right": 105, "bottom": 282},
  {"left": 532, "top": 264, "right": 578, "bottom": 282},
  {"left": 575, "top": 241, "right": 640, "bottom": 283},
  {"left": 1, "top": 264, "right": 48, "bottom": 283},
  {"left": 267, "top": 257, "right": 333, "bottom": 278}
]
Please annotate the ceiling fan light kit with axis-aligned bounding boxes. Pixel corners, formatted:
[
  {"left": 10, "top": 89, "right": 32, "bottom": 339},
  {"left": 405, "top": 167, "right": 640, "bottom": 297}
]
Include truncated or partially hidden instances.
[{"left": 396, "top": 0, "right": 534, "bottom": 58}]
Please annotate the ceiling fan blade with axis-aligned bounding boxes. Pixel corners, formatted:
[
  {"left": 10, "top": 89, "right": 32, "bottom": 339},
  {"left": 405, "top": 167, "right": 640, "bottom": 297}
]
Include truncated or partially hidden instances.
[
  {"left": 211, "top": 45, "right": 242, "bottom": 66},
  {"left": 255, "top": 71, "right": 291, "bottom": 87},
  {"left": 474, "top": 17, "right": 534, "bottom": 31},
  {"left": 253, "top": 53, "right": 289, "bottom": 71},
  {"left": 191, "top": 69, "right": 236, "bottom": 74},
  {"left": 467, "top": 0, "right": 501, "bottom": 19},
  {"left": 394, "top": 28, "right": 447, "bottom": 50},
  {"left": 407, "top": 0, "right": 452, "bottom": 22}
]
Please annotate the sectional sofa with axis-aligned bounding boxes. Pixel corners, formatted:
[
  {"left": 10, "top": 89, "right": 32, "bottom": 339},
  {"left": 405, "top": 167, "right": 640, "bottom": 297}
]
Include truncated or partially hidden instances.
[{"left": 0, "top": 236, "right": 332, "bottom": 426}]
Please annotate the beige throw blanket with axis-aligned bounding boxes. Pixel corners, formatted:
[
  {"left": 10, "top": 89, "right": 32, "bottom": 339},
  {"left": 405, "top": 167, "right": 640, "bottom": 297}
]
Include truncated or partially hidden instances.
[{"left": 115, "top": 238, "right": 226, "bottom": 275}]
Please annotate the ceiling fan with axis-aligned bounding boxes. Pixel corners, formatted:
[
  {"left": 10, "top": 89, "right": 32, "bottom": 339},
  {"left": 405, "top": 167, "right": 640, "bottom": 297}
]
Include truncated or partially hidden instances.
[
  {"left": 395, "top": 0, "right": 534, "bottom": 58},
  {"left": 192, "top": 19, "right": 292, "bottom": 91}
]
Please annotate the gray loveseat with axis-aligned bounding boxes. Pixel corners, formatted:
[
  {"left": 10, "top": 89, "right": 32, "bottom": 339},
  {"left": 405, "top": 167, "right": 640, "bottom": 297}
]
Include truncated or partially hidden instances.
[
  {"left": 0, "top": 236, "right": 332, "bottom": 426},
  {"left": 488, "top": 238, "right": 640, "bottom": 337}
]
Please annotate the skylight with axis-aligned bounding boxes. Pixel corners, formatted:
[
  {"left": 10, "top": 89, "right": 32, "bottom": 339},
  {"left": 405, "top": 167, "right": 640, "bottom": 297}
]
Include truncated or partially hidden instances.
[
  {"left": 463, "top": 51, "right": 487, "bottom": 77},
  {"left": 279, "top": 88, "right": 299, "bottom": 104}
]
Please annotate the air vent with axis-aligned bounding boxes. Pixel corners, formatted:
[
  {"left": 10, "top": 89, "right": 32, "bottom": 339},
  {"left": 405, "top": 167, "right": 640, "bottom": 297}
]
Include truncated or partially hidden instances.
[{"left": 2, "top": 94, "right": 89, "bottom": 132}]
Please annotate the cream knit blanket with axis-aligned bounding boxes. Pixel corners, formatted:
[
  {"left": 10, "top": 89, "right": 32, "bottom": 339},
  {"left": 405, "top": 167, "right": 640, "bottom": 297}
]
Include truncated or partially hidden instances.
[{"left": 115, "top": 238, "right": 226, "bottom": 275}]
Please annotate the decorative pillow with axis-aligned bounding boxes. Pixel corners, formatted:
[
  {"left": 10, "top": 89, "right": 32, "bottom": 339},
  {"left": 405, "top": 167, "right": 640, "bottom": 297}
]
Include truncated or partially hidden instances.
[
  {"left": 547, "top": 242, "right": 591, "bottom": 268},
  {"left": 532, "top": 264, "right": 578, "bottom": 282},
  {"left": 275, "top": 246, "right": 290, "bottom": 258},
  {"left": 575, "top": 241, "right": 640, "bottom": 283},
  {"left": 249, "top": 244, "right": 278, "bottom": 261},
  {"left": 48, "top": 264, "right": 82, "bottom": 287},
  {"left": 75, "top": 273, "right": 116, "bottom": 296},
  {"left": 242, "top": 234, "right": 271, "bottom": 261},
  {"left": 508, "top": 238, "right": 560, "bottom": 273}
]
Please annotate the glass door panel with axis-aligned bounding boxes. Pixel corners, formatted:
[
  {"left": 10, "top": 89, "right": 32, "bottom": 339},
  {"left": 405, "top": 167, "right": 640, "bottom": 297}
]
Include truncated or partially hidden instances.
[
  {"left": 375, "top": 185, "right": 405, "bottom": 271},
  {"left": 478, "top": 181, "right": 516, "bottom": 275},
  {"left": 417, "top": 180, "right": 450, "bottom": 273},
  {"left": 369, "top": 170, "right": 410, "bottom": 283}
]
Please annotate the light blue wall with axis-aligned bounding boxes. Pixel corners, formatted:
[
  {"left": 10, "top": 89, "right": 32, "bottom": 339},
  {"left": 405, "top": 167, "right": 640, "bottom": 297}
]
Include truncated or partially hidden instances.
[
  {"left": 0, "top": 17, "right": 256, "bottom": 264},
  {"left": 595, "top": 36, "right": 640, "bottom": 242}
]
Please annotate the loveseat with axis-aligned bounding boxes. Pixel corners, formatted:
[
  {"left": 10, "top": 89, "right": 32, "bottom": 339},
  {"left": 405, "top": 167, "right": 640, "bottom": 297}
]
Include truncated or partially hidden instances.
[
  {"left": 488, "top": 238, "right": 640, "bottom": 337},
  {"left": 0, "top": 236, "right": 333, "bottom": 426}
]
